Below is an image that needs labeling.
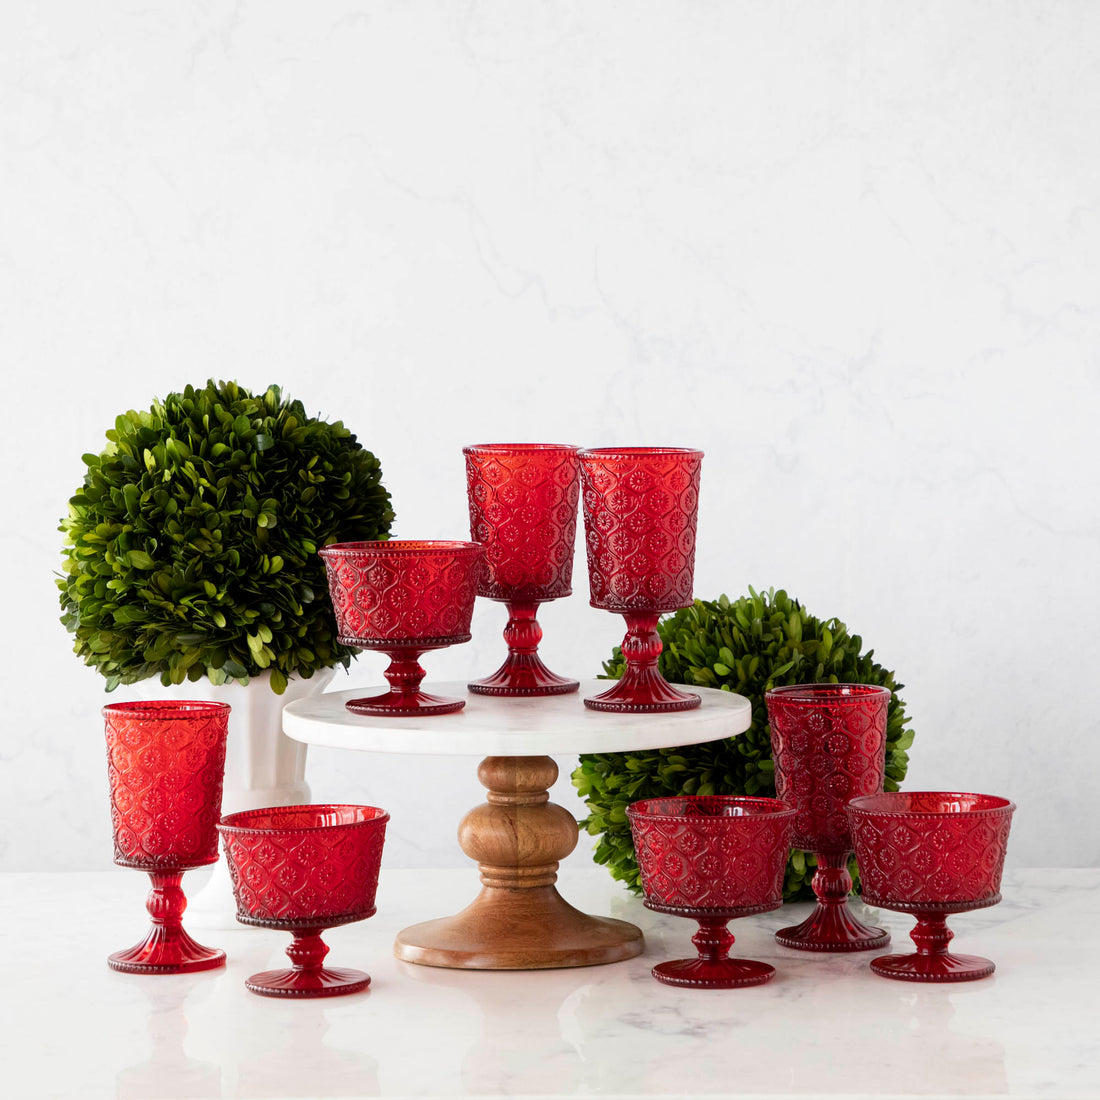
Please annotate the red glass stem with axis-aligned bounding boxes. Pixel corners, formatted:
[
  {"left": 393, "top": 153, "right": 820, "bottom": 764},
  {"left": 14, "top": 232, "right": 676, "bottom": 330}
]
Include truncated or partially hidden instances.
[
  {"left": 383, "top": 650, "right": 428, "bottom": 701},
  {"left": 108, "top": 870, "right": 225, "bottom": 973},
  {"left": 285, "top": 928, "right": 330, "bottom": 977},
  {"left": 504, "top": 601, "right": 542, "bottom": 658},
  {"left": 469, "top": 601, "right": 578, "bottom": 695},
  {"left": 812, "top": 850, "right": 854, "bottom": 906},
  {"left": 909, "top": 913, "right": 954, "bottom": 958},
  {"left": 622, "top": 612, "right": 661, "bottom": 674},
  {"left": 584, "top": 612, "right": 699, "bottom": 712},
  {"left": 692, "top": 918, "right": 735, "bottom": 965},
  {"left": 147, "top": 870, "right": 187, "bottom": 928}
]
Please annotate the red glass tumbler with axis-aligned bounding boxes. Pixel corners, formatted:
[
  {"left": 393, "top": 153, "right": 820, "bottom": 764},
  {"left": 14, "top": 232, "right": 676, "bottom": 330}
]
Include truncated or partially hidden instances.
[
  {"left": 103, "top": 700, "right": 230, "bottom": 974},
  {"left": 578, "top": 447, "right": 703, "bottom": 712},
  {"left": 847, "top": 791, "right": 1015, "bottom": 982},
  {"left": 219, "top": 804, "right": 389, "bottom": 997},
  {"left": 320, "top": 540, "right": 484, "bottom": 715},
  {"left": 628, "top": 796, "right": 795, "bottom": 987},
  {"left": 764, "top": 683, "right": 893, "bottom": 951},
  {"left": 464, "top": 443, "right": 581, "bottom": 696}
]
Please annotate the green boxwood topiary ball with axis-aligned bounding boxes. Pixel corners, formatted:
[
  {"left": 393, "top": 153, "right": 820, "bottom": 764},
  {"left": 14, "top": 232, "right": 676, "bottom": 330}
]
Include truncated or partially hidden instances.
[
  {"left": 59, "top": 380, "right": 395, "bottom": 693},
  {"left": 572, "top": 587, "right": 915, "bottom": 901}
]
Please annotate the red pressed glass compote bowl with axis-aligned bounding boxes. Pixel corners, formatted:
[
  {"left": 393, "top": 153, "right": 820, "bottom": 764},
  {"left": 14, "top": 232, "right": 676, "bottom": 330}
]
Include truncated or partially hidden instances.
[
  {"left": 765, "top": 683, "right": 892, "bottom": 952},
  {"left": 320, "top": 540, "right": 484, "bottom": 716},
  {"left": 578, "top": 447, "right": 703, "bottom": 713},
  {"left": 464, "top": 443, "right": 581, "bottom": 696},
  {"left": 847, "top": 791, "right": 1015, "bottom": 982},
  {"left": 628, "top": 795, "right": 796, "bottom": 988},
  {"left": 103, "top": 700, "right": 230, "bottom": 974},
  {"left": 219, "top": 804, "right": 389, "bottom": 997}
]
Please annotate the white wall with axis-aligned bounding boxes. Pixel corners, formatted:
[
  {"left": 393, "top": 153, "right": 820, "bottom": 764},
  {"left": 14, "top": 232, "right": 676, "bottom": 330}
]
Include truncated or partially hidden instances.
[{"left": 2, "top": 1, "right": 1097, "bottom": 872}]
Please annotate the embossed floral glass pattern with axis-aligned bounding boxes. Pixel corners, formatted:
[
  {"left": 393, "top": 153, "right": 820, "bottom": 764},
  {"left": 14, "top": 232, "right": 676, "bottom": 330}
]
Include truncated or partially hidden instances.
[
  {"left": 578, "top": 447, "right": 703, "bottom": 712},
  {"left": 320, "top": 540, "right": 484, "bottom": 715},
  {"left": 103, "top": 700, "right": 230, "bottom": 974},
  {"left": 765, "top": 683, "right": 892, "bottom": 951},
  {"left": 464, "top": 443, "right": 581, "bottom": 696},
  {"left": 628, "top": 795, "right": 795, "bottom": 988},
  {"left": 847, "top": 791, "right": 1015, "bottom": 982},
  {"left": 219, "top": 803, "right": 389, "bottom": 997}
]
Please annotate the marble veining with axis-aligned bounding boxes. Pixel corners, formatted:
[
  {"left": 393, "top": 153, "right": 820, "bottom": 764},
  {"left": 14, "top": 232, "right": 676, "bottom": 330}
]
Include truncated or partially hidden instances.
[{"left": 2, "top": 868, "right": 1096, "bottom": 1098}]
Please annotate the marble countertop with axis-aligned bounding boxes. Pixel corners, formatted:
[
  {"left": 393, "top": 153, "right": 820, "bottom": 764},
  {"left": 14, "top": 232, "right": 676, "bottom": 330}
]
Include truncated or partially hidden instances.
[{"left": 3, "top": 867, "right": 1096, "bottom": 1099}]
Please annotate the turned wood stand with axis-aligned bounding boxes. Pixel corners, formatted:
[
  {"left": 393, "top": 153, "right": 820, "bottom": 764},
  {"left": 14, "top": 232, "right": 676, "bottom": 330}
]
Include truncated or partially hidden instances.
[{"left": 283, "top": 680, "right": 750, "bottom": 970}]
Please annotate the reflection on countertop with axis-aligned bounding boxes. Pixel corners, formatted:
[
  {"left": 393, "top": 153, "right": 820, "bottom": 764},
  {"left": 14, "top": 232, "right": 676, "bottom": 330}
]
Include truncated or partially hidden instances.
[{"left": 1, "top": 867, "right": 1095, "bottom": 1099}]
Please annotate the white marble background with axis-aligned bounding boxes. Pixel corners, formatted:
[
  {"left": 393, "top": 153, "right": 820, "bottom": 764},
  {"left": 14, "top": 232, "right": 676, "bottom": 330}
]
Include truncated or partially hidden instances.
[{"left": 2, "top": 1, "right": 1097, "bottom": 872}]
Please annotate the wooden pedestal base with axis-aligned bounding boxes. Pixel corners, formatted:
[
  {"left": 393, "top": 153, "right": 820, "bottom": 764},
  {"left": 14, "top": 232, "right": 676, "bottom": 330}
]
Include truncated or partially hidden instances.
[{"left": 394, "top": 755, "right": 644, "bottom": 970}]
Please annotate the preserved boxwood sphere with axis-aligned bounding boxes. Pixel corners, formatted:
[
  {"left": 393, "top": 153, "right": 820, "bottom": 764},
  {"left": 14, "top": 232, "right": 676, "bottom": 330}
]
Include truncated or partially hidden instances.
[
  {"left": 573, "top": 588, "right": 915, "bottom": 900},
  {"left": 59, "top": 380, "right": 394, "bottom": 693}
]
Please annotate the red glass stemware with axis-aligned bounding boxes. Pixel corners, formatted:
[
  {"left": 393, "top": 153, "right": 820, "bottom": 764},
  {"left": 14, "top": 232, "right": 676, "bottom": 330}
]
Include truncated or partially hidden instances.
[
  {"left": 464, "top": 443, "right": 581, "bottom": 696},
  {"left": 765, "top": 683, "right": 892, "bottom": 951},
  {"left": 578, "top": 447, "right": 703, "bottom": 713},
  {"left": 628, "top": 795, "right": 795, "bottom": 988},
  {"left": 847, "top": 791, "right": 1015, "bottom": 982},
  {"left": 320, "top": 540, "right": 484, "bottom": 716},
  {"left": 103, "top": 700, "right": 230, "bottom": 974},
  {"left": 219, "top": 804, "right": 389, "bottom": 997}
]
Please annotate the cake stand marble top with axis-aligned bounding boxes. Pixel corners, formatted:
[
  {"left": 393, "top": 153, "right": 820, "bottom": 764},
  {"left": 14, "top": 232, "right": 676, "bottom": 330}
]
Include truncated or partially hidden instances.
[{"left": 283, "top": 680, "right": 750, "bottom": 755}]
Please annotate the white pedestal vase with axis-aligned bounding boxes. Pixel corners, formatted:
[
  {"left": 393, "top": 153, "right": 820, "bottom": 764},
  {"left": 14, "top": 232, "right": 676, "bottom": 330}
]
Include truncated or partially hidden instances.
[{"left": 131, "top": 668, "right": 336, "bottom": 927}]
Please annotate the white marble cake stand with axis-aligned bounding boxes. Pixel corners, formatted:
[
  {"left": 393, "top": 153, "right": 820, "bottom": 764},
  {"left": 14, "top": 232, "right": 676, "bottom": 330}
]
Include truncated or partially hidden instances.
[{"left": 283, "top": 680, "right": 750, "bottom": 970}]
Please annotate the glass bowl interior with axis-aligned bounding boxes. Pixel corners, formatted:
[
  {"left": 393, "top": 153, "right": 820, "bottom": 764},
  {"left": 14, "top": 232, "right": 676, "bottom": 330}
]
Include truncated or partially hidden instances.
[
  {"left": 319, "top": 540, "right": 482, "bottom": 557},
  {"left": 578, "top": 446, "right": 703, "bottom": 459},
  {"left": 464, "top": 443, "right": 579, "bottom": 455},
  {"left": 848, "top": 791, "right": 1014, "bottom": 817},
  {"left": 628, "top": 795, "right": 795, "bottom": 821},
  {"left": 765, "top": 683, "right": 892, "bottom": 705},
  {"left": 220, "top": 804, "right": 389, "bottom": 834},
  {"left": 102, "top": 700, "right": 231, "bottom": 720}
]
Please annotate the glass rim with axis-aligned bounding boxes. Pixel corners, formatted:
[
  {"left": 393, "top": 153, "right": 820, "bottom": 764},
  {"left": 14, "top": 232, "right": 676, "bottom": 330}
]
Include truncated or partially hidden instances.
[
  {"left": 626, "top": 794, "right": 796, "bottom": 821},
  {"left": 463, "top": 443, "right": 580, "bottom": 455},
  {"left": 847, "top": 791, "right": 1016, "bottom": 817},
  {"left": 102, "top": 700, "right": 231, "bottom": 720},
  {"left": 319, "top": 539, "right": 483, "bottom": 556},
  {"left": 578, "top": 446, "right": 703, "bottom": 459},
  {"left": 765, "top": 683, "right": 893, "bottom": 704},
  {"left": 218, "top": 803, "right": 390, "bottom": 834}
]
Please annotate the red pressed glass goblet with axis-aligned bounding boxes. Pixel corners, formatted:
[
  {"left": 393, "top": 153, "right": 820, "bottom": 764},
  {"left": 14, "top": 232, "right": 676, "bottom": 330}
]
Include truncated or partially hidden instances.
[
  {"left": 765, "top": 683, "right": 892, "bottom": 951},
  {"left": 847, "top": 791, "right": 1015, "bottom": 982},
  {"left": 320, "top": 540, "right": 484, "bottom": 716},
  {"left": 464, "top": 443, "right": 581, "bottom": 696},
  {"left": 103, "top": 700, "right": 230, "bottom": 974},
  {"left": 578, "top": 447, "right": 703, "bottom": 713},
  {"left": 219, "top": 804, "right": 389, "bottom": 997},
  {"left": 628, "top": 796, "right": 795, "bottom": 988}
]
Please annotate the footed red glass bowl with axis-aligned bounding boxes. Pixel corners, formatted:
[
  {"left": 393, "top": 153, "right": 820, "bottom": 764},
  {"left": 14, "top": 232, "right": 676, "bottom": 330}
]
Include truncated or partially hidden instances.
[
  {"left": 628, "top": 795, "right": 795, "bottom": 988},
  {"left": 847, "top": 791, "right": 1015, "bottom": 982},
  {"left": 219, "top": 804, "right": 389, "bottom": 998},
  {"left": 320, "top": 540, "right": 484, "bottom": 716},
  {"left": 103, "top": 700, "right": 230, "bottom": 974},
  {"left": 578, "top": 447, "right": 703, "bottom": 713},
  {"left": 464, "top": 443, "right": 580, "bottom": 697},
  {"left": 765, "top": 683, "right": 892, "bottom": 952}
]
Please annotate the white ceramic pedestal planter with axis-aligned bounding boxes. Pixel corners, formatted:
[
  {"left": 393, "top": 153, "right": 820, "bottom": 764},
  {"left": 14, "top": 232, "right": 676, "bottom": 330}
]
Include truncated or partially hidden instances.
[{"left": 132, "top": 668, "right": 335, "bottom": 927}]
